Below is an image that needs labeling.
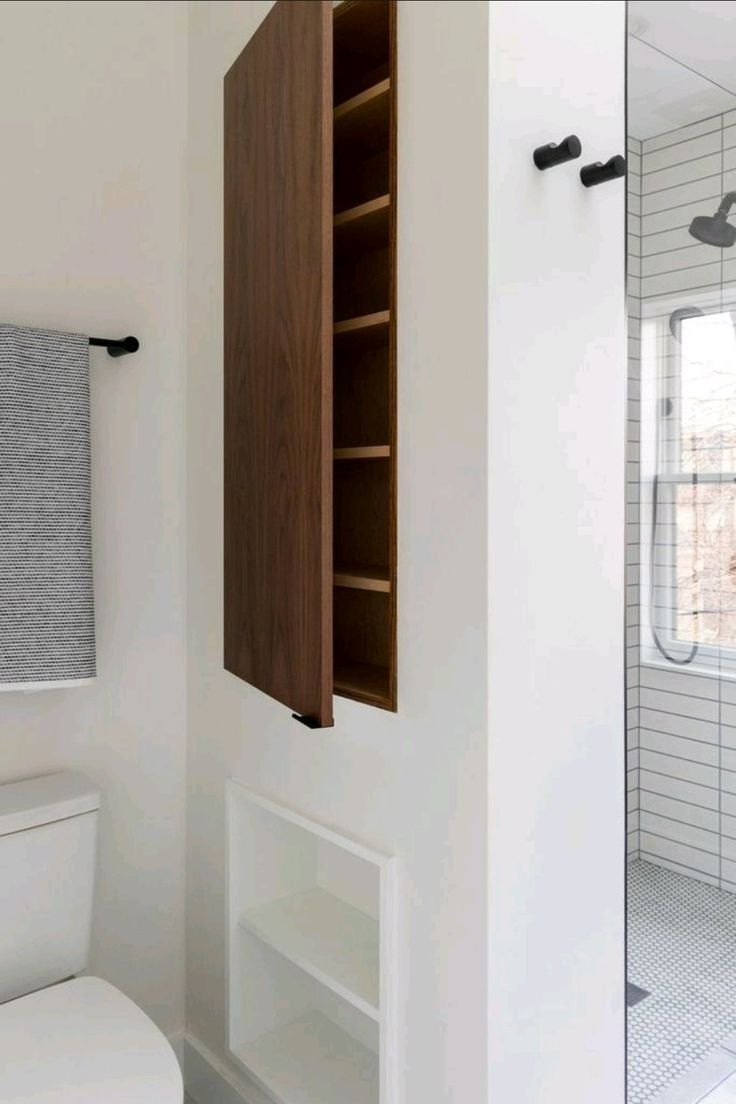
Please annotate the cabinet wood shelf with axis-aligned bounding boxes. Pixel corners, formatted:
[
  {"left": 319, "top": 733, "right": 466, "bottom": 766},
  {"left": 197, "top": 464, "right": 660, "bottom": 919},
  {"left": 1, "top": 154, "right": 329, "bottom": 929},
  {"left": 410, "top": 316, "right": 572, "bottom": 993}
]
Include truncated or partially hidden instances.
[
  {"left": 334, "top": 195, "right": 390, "bottom": 248},
  {"left": 334, "top": 79, "right": 391, "bottom": 171},
  {"left": 234, "top": 1011, "right": 378, "bottom": 1104},
  {"left": 239, "top": 886, "right": 379, "bottom": 1020},
  {"left": 334, "top": 446, "right": 390, "bottom": 460},
  {"left": 335, "top": 193, "right": 389, "bottom": 226},
  {"left": 335, "top": 564, "right": 390, "bottom": 593},
  {"left": 334, "top": 659, "right": 392, "bottom": 709},
  {"left": 334, "top": 77, "right": 390, "bottom": 125},
  {"left": 333, "top": 310, "right": 390, "bottom": 337}
]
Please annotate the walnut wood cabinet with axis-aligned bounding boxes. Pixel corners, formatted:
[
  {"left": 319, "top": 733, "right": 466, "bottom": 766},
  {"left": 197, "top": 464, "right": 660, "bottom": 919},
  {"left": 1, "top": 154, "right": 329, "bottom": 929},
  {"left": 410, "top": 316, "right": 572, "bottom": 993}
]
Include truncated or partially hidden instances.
[{"left": 224, "top": 0, "right": 397, "bottom": 727}]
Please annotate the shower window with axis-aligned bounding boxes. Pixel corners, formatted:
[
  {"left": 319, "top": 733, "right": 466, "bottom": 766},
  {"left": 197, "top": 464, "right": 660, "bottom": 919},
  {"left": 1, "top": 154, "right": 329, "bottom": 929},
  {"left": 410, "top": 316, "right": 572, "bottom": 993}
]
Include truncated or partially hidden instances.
[{"left": 647, "top": 308, "right": 736, "bottom": 668}]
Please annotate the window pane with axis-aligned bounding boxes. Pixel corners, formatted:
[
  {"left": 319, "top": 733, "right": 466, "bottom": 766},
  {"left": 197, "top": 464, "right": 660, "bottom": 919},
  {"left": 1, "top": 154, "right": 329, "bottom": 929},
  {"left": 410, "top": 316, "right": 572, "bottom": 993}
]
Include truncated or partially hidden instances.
[
  {"left": 680, "top": 312, "right": 736, "bottom": 474},
  {"left": 675, "top": 481, "right": 736, "bottom": 646}
]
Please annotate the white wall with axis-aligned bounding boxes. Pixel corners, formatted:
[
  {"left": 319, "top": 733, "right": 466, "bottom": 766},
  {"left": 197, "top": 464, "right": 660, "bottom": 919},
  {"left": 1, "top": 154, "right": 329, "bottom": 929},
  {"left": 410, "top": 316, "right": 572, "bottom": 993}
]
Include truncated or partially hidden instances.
[
  {"left": 0, "top": 1, "right": 629, "bottom": 1093},
  {"left": 0, "top": 1, "right": 188, "bottom": 1038},
  {"left": 186, "top": 1, "right": 489, "bottom": 1101},
  {"left": 488, "top": 3, "right": 626, "bottom": 1103}
]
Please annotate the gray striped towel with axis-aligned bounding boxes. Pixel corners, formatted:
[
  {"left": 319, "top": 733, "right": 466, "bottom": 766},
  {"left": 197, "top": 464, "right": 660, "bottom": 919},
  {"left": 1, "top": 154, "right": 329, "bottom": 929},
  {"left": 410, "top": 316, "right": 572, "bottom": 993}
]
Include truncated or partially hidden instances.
[{"left": 0, "top": 325, "right": 95, "bottom": 689}]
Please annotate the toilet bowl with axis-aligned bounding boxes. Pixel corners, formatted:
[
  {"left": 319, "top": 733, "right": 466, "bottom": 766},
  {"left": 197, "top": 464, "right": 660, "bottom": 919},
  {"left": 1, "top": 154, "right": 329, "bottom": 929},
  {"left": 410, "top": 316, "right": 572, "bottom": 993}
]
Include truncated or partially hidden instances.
[
  {"left": 0, "top": 771, "right": 183, "bottom": 1102},
  {"left": 0, "top": 977, "right": 182, "bottom": 1102}
]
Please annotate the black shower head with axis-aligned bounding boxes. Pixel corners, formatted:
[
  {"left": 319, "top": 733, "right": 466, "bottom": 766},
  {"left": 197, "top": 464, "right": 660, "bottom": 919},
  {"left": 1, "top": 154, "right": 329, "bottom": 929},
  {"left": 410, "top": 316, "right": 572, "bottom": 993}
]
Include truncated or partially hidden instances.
[
  {"left": 689, "top": 192, "right": 736, "bottom": 248},
  {"left": 689, "top": 211, "right": 736, "bottom": 247}
]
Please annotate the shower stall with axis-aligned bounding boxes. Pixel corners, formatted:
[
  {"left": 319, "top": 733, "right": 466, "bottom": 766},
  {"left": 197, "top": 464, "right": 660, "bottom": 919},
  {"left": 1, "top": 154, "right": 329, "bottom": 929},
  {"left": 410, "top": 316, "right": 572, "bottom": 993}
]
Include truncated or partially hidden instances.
[{"left": 627, "top": 5, "right": 736, "bottom": 1102}]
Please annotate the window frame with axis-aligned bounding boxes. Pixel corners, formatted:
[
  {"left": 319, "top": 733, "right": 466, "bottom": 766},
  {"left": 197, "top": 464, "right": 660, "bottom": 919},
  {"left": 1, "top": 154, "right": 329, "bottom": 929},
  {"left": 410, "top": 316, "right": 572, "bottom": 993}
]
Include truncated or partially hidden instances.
[{"left": 642, "top": 296, "right": 736, "bottom": 676}]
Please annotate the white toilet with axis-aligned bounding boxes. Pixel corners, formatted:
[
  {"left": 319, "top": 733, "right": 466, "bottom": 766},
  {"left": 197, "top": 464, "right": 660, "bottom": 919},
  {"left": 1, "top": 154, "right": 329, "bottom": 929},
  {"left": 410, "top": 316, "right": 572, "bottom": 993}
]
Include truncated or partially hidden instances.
[{"left": 0, "top": 771, "right": 183, "bottom": 1102}]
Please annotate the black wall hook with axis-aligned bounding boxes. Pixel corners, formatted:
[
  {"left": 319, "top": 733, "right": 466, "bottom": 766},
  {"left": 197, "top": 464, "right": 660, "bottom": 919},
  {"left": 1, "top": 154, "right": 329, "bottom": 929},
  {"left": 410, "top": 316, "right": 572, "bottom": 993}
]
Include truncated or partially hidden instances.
[
  {"left": 533, "top": 135, "right": 581, "bottom": 170},
  {"left": 580, "top": 155, "right": 626, "bottom": 188}
]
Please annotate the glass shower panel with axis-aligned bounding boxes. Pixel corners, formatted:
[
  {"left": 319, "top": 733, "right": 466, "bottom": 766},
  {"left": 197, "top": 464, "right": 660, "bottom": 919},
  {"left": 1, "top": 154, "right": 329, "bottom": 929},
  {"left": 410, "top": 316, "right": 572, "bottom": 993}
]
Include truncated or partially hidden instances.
[{"left": 627, "top": 5, "right": 736, "bottom": 1102}]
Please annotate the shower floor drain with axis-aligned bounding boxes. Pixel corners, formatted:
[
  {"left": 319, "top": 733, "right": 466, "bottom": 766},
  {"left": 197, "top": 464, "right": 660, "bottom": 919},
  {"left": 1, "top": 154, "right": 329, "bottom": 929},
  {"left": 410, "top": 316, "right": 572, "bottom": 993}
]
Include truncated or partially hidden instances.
[{"left": 627, "top": 982, "right": 650, "bottom": 1008}]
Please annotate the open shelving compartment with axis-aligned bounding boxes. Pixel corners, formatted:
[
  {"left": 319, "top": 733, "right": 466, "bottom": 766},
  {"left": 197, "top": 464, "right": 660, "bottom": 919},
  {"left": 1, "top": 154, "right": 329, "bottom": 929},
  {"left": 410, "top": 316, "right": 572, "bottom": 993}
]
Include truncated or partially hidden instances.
[
  {"left": 333, "top": 0, "right": 397, "bottom": 713},
  {"left": 228, "top": 781, "right": 396, "bottom": 1104},
  {"left": 223, "top": 0, "right": 396, "bottom": 727}
]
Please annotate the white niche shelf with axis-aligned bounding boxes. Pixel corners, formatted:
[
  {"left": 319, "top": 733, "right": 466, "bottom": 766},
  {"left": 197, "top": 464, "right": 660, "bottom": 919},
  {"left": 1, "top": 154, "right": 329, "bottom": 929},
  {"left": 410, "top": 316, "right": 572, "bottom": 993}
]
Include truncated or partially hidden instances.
[
  {"left": 227, "top": 782, "right": 396, "bottom": 1104},
  {"left": 239, "top": 885, "right": 379, "bottom": 1019}
]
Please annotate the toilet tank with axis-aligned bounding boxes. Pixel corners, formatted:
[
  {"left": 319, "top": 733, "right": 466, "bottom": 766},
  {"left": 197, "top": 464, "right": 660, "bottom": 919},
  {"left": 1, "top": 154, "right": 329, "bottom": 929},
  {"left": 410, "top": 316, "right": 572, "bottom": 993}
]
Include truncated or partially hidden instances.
[{"left": 0, "top": 772, "right": 100, "bottom": 1004}]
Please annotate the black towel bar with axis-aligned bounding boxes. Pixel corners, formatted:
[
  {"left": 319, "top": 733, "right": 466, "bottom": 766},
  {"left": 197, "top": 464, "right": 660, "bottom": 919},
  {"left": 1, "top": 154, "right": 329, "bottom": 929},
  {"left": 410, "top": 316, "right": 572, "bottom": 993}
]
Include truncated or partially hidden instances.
[{"left": 89, "top": 335, "right": 139, "bottom": 358}]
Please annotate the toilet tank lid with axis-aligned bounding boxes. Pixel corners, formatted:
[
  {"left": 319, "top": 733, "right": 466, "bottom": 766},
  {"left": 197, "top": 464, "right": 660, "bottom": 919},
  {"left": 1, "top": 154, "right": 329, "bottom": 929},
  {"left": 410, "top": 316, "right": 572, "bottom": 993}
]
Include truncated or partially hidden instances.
[{"left": 0, "top": 772, "right": 100, "bottom": 836}]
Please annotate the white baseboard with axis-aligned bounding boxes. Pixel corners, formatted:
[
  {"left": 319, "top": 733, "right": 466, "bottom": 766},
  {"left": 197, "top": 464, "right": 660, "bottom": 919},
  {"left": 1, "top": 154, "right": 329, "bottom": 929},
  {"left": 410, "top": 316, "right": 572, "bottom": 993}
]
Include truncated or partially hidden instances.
[
  {"left": 168, "top": 1029, "right": 184, "bottom": 1068},
  {"left": 184, "top": 1033, "right": 272, "bottom": 1104}
]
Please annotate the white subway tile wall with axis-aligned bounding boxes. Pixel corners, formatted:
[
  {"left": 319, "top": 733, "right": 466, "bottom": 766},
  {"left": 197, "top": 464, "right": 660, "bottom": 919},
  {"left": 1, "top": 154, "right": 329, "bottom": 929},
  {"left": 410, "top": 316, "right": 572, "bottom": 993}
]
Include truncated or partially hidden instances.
[{"left": 628, "top": 110, "right": 736, "bottom": 890}]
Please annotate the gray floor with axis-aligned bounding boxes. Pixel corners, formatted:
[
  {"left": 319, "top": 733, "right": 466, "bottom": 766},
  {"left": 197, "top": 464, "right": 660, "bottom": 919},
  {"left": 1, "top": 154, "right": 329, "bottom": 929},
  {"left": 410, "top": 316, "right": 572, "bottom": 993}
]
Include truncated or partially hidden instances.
[{"left": 628, "top": 860, "right": 736, "bottom": 1104}]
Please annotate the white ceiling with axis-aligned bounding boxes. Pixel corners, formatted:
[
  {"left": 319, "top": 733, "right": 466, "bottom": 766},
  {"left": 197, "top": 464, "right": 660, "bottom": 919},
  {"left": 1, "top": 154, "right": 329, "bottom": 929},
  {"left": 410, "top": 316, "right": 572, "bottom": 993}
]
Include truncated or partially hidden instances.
[{"left": 629, "top": 1, "right": 736, "bottom": 139}]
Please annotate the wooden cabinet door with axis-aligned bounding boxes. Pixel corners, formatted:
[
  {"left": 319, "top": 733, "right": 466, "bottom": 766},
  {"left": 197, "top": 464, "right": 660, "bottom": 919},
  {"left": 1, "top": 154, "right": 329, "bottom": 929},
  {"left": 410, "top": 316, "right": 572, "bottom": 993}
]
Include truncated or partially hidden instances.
[{"left": 224, "top": 0, "right": 333, "bottom": 727}]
